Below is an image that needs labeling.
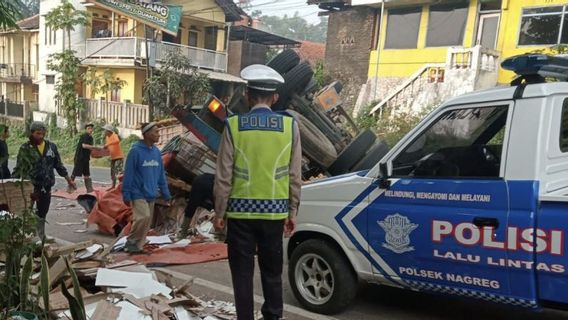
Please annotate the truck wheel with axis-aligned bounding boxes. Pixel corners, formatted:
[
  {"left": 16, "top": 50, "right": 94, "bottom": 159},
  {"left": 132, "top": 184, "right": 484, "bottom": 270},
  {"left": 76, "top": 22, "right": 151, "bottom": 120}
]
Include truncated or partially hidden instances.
[
  {"left": 273, "top": 63, "right": 314, "bottom": 111},
  {"left": 328, "top": 129, "right": 377, "bottom": 176},
  {"left": 267, "top": 49, "right": 300, "bottom": 75},
  {"left": 289, "top": 239, "right": 358, "bottom": 314},
  {"left": 287, "top": 110, "right": 337, "bottom": 168},
  {"left": 351, "top": 140, "right": 390, "bottom": 172}
]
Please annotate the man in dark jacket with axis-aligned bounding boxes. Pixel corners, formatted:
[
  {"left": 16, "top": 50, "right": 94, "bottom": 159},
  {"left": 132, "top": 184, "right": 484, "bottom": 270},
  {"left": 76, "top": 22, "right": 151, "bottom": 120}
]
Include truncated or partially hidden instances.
[
  {"left": 13, "top": 121, "right": 76, "bottom": 239},
  {"left": 0, "top": 125, "right": 10, "bottom": 179}
]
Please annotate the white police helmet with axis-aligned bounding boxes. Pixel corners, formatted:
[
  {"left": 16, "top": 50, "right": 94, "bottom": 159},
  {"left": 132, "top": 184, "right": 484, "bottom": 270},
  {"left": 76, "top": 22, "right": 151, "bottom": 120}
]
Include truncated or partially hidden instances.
[{"left": 240, "top": 64, "right": 284, "bottom": 92}]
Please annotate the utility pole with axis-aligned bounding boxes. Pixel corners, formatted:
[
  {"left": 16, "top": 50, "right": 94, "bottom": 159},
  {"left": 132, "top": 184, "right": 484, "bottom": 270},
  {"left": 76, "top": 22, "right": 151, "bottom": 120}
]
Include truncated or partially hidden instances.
[{"left": 144, "top": 24, "right": 154, "bottom": 121}]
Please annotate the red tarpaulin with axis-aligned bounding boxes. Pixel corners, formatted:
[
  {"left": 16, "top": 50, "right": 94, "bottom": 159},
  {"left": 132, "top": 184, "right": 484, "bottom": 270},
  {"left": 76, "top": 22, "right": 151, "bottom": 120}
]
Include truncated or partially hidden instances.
[
  {"left": 113, "top": 242, "right": 228, "bottom": 266},
  {"left": 86, "top": 185, "right": 133, "bottom": 235}
]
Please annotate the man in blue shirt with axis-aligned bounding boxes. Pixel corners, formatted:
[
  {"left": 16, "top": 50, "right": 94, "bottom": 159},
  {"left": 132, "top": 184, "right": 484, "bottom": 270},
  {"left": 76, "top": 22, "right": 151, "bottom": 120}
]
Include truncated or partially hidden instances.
[{"left": 122, "top": 122, "right": 171, "bottom": 253}]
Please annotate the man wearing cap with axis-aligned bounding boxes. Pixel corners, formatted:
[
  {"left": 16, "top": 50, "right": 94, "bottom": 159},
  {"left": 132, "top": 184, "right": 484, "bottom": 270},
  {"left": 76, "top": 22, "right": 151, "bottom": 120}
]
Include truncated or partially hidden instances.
[
  {"left": 122, "top": 122, "right": 171, "bottom": 253},
  {"left": 13, "top": 121, "right": 76, "bottom": 239},
  {"left": 213, "top": 64, "right": 302, "bottom": 320},
  {"left": 103, "top": 124, "right": 124, "bottom": 189},
  {"left": 70, "top": 123, "right": 96, "bottom": 193}
]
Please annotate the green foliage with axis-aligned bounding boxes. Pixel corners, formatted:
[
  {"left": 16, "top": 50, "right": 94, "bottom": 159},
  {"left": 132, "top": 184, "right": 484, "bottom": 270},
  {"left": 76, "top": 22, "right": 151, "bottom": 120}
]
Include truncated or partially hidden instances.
[
  {"left": 40, "top": 253, "right": 50, "bottom": 316},
  {"left": 144, "top": 48, "right": 211, "bottom": 117},
  {"left": 253, "top": 11, "right": 328, "bottom": 43},
  {"left": 62, "top": 257, "right": 86, "bottom": 320},
  {"left": 82, "top": 66, "right": 103, "bottom": 99},
  {"left": 355, "top": 101, "right": 438, "bottom": 147},
  {"left": 313, "top": 61, "right": 331, "bottom": 92},
  {"left": 45, "top": 0, "right": 89, "bottom": 50},
  {"left": 0, "top": 0, "right": 21, "bottom": 30},
  {"left": 101, "top": 69, "right": 126, "bottom": 103},
  {"left": 47, "top": 50, "right": 82, "bottom": 135}
]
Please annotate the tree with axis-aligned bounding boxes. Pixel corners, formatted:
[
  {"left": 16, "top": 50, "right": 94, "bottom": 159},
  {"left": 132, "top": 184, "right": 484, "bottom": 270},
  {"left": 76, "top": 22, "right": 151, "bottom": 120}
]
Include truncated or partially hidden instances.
[
  {"left": 47, "top": 50, "right": 82, "bottom": 135},
  {"left": 144, "top": 48, "right": 211, "bottom": 118},
  {"left": 0, "top": 1, "right": 21, "bottom": 30},
  {"left": 82, "top": 66, "right": 102, "bottom": 99},
  {"left": 45, "top": 0, "right": 89, "bottom": 51},
  {"left": 100, "top": 69, "right": 126, "bottom": 104},
  {"left": 255, "top": 11, "right": 328, "bottom": 43}
]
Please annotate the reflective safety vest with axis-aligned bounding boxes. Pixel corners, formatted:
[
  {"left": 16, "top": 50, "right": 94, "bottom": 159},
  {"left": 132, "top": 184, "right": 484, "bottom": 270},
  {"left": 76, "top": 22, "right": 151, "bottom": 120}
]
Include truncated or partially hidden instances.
[{"left": 226, "top": 108, "right": 294, "bottom": 220}]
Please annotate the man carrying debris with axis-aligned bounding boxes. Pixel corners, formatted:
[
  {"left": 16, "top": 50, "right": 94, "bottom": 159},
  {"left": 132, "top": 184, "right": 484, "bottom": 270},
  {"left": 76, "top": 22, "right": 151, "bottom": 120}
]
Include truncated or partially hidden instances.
[
  {"left": 13, "top": 121, "right": 77, "bottom": 239},
  {"left": 103, "top": 124, "right": 124, "bottom": 189},
  {"left": 70, "top": 123, "right": 97, "bottom": 193},
  {"left": 178, "top": 172, "right": 215, "bottom": 238},
  {"left": 214, "top": 64, "right": 302, "bottom": 320},
  {"left": 122, "top": 122, "right": 171, "bottom": 254}
]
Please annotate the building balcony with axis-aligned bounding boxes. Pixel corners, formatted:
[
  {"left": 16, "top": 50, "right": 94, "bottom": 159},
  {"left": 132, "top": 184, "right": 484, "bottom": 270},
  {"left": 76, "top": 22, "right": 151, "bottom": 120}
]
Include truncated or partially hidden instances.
[
  {"left": 0, "top": 63, "right": 37, "bottom": 83},
  {"left": 83, "top": 37, "right": 227, "bottom": 72}
]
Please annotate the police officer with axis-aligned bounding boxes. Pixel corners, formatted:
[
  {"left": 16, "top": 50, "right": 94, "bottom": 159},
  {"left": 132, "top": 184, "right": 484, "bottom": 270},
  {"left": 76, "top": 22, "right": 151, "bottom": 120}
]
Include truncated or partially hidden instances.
[{"left": 214, "top": 64, "right": 302, "bottom": 320}]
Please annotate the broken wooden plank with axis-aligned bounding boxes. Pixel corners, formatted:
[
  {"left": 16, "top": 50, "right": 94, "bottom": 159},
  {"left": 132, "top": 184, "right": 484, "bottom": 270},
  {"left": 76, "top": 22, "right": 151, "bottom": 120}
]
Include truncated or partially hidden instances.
[
  {"left": 45, "top": 240, "right": 94, "bottom": 258},
  {"left": 91, "top": 300, "right": 121, "bottom": 320},
  {"left": 48, "top": 257, "right": 67, "bottom": 289}
]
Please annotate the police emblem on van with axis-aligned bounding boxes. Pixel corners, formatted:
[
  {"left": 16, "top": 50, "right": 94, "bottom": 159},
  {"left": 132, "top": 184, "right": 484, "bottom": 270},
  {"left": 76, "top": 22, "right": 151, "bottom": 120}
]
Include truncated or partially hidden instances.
[{"left": 378, "top": 214, "right": 418, "bottom": 254}]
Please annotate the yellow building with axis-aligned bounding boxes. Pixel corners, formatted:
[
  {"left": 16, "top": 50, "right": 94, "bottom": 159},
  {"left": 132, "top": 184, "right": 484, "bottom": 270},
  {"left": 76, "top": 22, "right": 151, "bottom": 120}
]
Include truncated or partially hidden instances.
[
  {"left": 79, "top": 0, "right": 242, "bottom": 104},
  {"left": 368, "top": 0, "right": 568, "bottom": 84},
  {"left": 0, "top": 15, "right": 39, "bottom": 104}
]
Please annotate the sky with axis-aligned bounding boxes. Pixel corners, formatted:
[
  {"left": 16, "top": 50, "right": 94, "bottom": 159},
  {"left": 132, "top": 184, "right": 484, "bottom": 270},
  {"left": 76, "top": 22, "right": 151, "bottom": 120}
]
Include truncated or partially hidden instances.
[{"left": 244, "top": 0, "right": 324, "bottom": 25}]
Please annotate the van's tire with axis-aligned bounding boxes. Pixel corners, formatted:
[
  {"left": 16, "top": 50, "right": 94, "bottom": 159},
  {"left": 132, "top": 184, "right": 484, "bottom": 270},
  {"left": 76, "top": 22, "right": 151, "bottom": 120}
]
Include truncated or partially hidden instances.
[
  {"left": 287, "top": 110, "right": 336, "bottom": 168},
  {"left": 328, "top": 129, "right": 376, "bottom": 176},
  {"left": 267, "top": 49, "right": 300, "bottom": 75},
  {"left": 351, "top": 140, "right": 390, "bottom": 172},
  {"left": 289, "top": 239, "right": 358, "bottom": 314},
  {"left": 273, "top": 63, "right": 314, "bottom": 111}
]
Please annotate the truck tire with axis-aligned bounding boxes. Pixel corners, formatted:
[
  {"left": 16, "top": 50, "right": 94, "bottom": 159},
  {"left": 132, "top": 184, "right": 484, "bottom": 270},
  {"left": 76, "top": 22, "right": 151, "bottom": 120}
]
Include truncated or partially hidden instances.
[
  {"left": 351, "top": 140, "right": 390, "bottom": 172},
  {"left": 287, "top": 110, "right": 337, "bottom": 168},
  {"left": 289, "top": 239, "right": 358, "bottom": 314},
  {"left": 328, "top": 129, "right": 376, "bottom": 176},
  {"left": 267, "top": 49, "right": 300, "bottom": 75},
  {"left": 273, "top": 63, "right": 314, "bottom": 111}
]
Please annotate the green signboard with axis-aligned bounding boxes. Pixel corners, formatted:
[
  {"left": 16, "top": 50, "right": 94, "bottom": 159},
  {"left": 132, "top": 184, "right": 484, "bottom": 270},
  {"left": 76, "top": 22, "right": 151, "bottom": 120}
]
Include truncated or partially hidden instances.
[{"left": 87, "top": 0, "right": 182, "bottom": 35}]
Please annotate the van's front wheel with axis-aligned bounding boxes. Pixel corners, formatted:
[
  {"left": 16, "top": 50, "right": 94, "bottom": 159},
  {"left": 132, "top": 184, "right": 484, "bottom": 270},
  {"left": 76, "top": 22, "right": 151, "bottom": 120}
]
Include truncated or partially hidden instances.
[{"left": 289, "top": 239, "right": 357, "bottom": 314}]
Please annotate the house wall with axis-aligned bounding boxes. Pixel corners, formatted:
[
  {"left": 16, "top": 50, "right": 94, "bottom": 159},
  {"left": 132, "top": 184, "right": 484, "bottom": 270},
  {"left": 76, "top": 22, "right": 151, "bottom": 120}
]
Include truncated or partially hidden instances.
[
  {"left": 227, "top": 40, "right": 267, "bottom": 77},
  {"left": 325, "top": 6, "right": 376, "bottom": 110}
]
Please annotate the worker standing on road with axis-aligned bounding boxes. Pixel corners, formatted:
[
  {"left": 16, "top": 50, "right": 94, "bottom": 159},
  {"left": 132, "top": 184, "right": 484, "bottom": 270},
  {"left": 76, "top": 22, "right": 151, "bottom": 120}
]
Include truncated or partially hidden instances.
[
  {"left": 122, "top": 122, "right": 171, "bottom": 254},
  {"left": 214, "top": 64, "right": 302, "bottom": 320},
  {"left": 102, "top": 124, "right": 124, "bottom": 189},
  {"left": 70, "top": 123, "right": 96, "bottom": 193},
  {"left": 12, "top": 121, "right": 76, "bottom": 240}
]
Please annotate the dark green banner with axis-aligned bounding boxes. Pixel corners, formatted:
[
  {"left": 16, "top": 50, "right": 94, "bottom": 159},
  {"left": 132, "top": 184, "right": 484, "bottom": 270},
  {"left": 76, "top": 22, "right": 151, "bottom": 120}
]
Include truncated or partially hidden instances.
[{"left": 87, "top": 0, "right": 182, "bottom": 35}]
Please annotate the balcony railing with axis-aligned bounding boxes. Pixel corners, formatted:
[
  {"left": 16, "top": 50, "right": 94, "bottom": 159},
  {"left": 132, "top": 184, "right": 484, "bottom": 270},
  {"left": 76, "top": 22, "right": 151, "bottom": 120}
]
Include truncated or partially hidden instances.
[
  {"left": 0, "top": 63, "right": 37, "bottom": 81},
  {"left": 156, "top": 41, "right": 227, "bottom": 71},
  {"left": 84, "top": 37, "right": 227, "bottom": 71}
]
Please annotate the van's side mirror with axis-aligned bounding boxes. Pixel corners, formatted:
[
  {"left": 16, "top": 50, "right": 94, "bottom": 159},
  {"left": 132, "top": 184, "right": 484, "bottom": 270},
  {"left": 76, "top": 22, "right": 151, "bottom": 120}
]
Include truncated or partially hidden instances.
[{"left": 378, "top": 162, "right": 391, "bottom": 189}]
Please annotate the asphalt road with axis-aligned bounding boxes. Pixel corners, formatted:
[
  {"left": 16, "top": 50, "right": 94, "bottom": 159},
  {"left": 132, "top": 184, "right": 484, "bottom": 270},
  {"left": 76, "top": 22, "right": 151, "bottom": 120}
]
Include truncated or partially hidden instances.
[
  {"left": 24, "top": 160, "right": 568, "bottom": 320},
  {"left": 43, "top": 196, "right": 568, "bottom": 320}
]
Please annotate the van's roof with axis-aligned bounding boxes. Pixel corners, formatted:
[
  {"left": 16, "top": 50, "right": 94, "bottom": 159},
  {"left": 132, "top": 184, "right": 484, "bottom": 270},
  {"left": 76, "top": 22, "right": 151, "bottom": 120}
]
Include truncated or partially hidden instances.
[{"left": 443, "top": 82, "right": 568, "bottom": 107}]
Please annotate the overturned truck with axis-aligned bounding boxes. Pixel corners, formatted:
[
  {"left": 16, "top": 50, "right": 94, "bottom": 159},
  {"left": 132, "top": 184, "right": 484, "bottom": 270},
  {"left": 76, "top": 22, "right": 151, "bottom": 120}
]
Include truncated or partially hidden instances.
[{"left": 169, "top": 49, "right": 390, "bottom": 181}]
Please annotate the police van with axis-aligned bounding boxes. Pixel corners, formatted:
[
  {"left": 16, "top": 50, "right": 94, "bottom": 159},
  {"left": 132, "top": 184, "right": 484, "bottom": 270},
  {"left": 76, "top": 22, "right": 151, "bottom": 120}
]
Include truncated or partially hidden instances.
[{"left": 285, "top": 54, "right": 568, "bottom": 314}]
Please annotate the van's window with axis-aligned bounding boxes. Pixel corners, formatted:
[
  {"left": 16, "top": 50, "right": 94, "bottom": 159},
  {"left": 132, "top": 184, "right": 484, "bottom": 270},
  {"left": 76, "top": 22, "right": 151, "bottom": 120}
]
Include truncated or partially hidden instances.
[
  {"left": 392, "top": 105, "right": 508, "bottom": 178},
  {"left": 384, "top": 7, "right": 422, "bottom": 49},
  {"left": 559, "top": 99, "right": 568, "bottom": 152}
]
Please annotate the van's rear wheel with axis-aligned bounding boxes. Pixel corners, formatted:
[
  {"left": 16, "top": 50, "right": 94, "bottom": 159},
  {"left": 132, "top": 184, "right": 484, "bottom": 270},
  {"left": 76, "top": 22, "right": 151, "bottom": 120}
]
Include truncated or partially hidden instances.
[{"left": 289, "top": 239, "right": 357, "bottom": 314}]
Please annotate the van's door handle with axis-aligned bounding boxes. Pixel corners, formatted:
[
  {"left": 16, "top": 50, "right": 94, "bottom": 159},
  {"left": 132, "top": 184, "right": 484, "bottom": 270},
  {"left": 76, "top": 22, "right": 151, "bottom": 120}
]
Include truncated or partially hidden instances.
[{"left": 473, "top": 217, "right": 499, "bottom": 229}]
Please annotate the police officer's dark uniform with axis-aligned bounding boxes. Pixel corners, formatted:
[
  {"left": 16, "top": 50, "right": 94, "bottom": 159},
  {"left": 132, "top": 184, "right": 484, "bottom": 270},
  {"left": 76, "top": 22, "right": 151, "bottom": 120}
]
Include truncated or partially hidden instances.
[{"left": 214, "top": 65, "right": 302, "bottom": 320}]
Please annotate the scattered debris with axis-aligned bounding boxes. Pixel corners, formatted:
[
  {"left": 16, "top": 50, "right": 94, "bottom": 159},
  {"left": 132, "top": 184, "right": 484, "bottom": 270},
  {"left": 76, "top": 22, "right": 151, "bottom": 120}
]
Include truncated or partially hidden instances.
[{"left": 56, "top": 221, "right": 84, "bottom": 226}]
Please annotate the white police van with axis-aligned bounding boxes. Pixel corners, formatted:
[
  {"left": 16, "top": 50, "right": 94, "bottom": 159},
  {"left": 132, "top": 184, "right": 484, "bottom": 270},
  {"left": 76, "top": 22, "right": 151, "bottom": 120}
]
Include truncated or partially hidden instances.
[{"left": 285, "top": 54, "right": 568, "bottom": 314}]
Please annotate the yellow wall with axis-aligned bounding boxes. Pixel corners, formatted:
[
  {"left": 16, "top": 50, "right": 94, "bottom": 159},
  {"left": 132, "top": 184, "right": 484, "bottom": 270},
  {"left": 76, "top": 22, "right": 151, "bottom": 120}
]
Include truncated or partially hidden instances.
[
  {"left": 89, "top": 68, "right": 145, "bottom": 104},
  {"left": 165, "top": 0, "right": 226, "bottom": 24},
  {"left": 496, "top": 0, "right": 568, "bottom": 83},
  {"left": 369, "top": 0, "right": 568, "bottom": 84}
]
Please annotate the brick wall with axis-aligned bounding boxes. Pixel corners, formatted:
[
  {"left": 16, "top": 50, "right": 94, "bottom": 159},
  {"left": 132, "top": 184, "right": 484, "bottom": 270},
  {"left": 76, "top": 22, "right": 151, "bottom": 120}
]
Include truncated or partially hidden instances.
[{"left": 325, "top": 6, "right": 376, "bottom": 111}]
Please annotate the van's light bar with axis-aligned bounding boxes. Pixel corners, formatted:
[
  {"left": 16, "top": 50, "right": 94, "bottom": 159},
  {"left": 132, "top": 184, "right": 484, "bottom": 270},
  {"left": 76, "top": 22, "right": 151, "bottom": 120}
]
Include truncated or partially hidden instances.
[{"left": 501, "top": 54, "right": 568, "bottom": 81}]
